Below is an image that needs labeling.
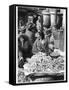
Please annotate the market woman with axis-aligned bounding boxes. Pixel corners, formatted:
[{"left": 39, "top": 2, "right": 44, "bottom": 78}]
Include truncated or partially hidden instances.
[
  {"left": 32, "top": 31, "right": 49, "bottom": 55},
  {"left": 32, "top": 29, "right": 54, "bottom": 55},
  {"left": 18, "top": 35, "right": 33, "bottom": 68}
]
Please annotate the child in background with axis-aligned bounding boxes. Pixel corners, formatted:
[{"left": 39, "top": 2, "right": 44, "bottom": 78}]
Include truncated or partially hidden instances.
[{"left": 36, "top": 16, "right": 41, "bottom": 33}]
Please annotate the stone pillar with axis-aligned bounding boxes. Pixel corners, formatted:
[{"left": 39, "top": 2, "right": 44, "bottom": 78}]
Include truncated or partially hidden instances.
[{"left": 42, "top": 9, "right": 51, "bottom": 28}]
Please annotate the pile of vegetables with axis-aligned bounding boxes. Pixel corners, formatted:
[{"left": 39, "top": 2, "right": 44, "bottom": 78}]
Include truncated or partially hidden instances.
[{"left": 23, "top": 51, "right": 64, "bottom": 75}]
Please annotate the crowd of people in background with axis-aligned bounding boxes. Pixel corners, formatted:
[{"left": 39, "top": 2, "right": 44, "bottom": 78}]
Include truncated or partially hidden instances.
[{"left": 18, "top": 14, "right": 57, "bottom": 68}]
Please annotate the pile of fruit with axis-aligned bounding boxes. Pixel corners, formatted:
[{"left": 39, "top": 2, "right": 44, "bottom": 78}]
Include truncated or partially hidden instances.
[{"left": 23, "top": 52, "right": 64, "bottom": 75}]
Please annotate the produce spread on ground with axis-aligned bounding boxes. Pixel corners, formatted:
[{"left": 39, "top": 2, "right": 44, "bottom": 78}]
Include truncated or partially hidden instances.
[{"left": 18, "top": 50, "right": 65, "bottom": 83}]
